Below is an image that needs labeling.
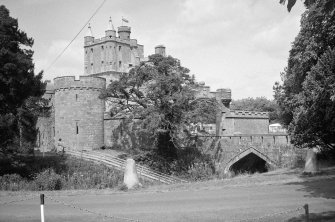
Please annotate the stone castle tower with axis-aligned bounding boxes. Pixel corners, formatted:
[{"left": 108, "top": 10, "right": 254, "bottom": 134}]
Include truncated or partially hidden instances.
[
  {"left": 37, "top": 18, "right": 148, "bottom": 151},
  {"left": 54, "top": 76, "right": 106, "bottom": 150},
  {"left": 36, "top": 18, "right": 269, "bottom": 152},
  {"left": 83, "top": 18, "right": 144, "bottom": 83}
]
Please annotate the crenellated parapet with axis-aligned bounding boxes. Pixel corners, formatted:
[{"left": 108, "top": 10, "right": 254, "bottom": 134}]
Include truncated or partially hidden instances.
[
  {"left": 54, "top": 76, "right": 106, "bottom": 91},
  {"left": 228, "top": 110, "right": 269, "bottom": 119},
  {"left": 193, "top": 83, "right": 231, "bottom": 107},
  {"left": 84, "top": 36, "right": 142, "bottom": 47}
]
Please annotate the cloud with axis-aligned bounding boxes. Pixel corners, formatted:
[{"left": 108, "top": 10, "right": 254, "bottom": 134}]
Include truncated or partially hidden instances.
[
  {"left": 34, "top": 39, "right": 83, "bottom": 81},
  {"left": 13, "top": 0, "right": 305, "bottom": 98}
]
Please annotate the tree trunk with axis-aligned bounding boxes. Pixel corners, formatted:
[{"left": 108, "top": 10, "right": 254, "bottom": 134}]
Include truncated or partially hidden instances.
[{"left": 18, "top": 115, "right": 22, "bottom": 149}]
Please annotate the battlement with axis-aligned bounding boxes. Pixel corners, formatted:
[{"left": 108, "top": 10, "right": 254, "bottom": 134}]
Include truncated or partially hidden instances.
[
  {"left": 228, "top": 110, "right": 269, "bottom": 119},
  {"left": 215, "top": 88, "right": 231, "bottom": 100},
  {"left": 84, "top": 36, "right": 141, "bottom": 47},
  {"left": 54, "top": 76, "right": 106, "bottom": 91},
  {"left": 194, "top": 83, "right": 231, "bottom": 103},
  {"left": 130, "top": 39, "right": 138, "bottom": 47},
  {"left": 118, "top": 26, "right": 131, "bottom": 32}
]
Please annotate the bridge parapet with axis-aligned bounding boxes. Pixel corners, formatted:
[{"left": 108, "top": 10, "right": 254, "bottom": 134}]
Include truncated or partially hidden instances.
[{"left": 197, "top": 134, "right": 305, "bottom": 171}]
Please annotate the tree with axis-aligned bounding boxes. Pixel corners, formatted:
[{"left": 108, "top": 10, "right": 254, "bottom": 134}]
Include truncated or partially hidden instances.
[
  {"left": 279, "top": 0, "right": 334, "bottom": 12},
  {"left": 0, "top": 5, "right": 46, "bottom": 155},
  {"left": 274, "top": 1, "right": 335, "bottom": 152},
  {"left": 230, "top": 97, "right": 280, "bottom": 123},
  {"left": 290, "top": 48, "right": 335, "bottom": 150},
  {"left": 100, "top": 54, "right": 218, "bottom": 159}
]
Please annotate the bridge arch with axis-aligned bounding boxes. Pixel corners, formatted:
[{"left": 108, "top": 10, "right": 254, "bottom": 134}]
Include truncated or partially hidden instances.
[{"left": 224, "top": 147, "right": 277, "bottom": 174}]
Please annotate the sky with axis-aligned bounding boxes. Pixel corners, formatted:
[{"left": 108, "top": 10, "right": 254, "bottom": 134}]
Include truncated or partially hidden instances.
[{"left": 2, "top": 0, "right": 305, "bottom": 99}]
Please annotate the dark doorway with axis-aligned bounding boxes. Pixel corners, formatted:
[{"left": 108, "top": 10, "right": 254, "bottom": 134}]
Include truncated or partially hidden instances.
[{"left": 230, "top": 153, "right": 268, "bottom": 174}]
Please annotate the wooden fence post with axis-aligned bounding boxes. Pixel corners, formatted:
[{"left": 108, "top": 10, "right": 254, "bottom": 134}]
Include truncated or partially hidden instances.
[{"left": 304, "top": 204, "right": 309, "bottom": 222}]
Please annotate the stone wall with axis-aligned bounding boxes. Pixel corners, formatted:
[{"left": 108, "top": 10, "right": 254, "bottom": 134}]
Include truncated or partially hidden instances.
[
  {"left": 36, "top": 82, "right": 55, "bottom": 151},
  {"left": 54, "top": 76, "right": 106, "bottom": 150},
  {"left": 103, "top": 116, "right": 153, "bottom": 151},
  {"left": 197, "top": 134, "right": 306, "bottom": 170}
]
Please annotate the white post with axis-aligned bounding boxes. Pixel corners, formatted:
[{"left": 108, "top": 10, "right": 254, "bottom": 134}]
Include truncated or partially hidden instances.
[{"left": 40, "top": 194, "right": 45, "bottom": 222}]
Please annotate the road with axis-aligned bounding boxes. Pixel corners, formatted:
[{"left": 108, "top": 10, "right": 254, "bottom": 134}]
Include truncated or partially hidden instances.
[{"left": 1, "top": 170, "right": 335, "bottom": 222}]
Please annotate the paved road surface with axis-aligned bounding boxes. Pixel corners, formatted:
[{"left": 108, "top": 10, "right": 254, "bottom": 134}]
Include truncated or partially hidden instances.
[{"left": 1, "top": 175, "right": 335, "bottom": 221}]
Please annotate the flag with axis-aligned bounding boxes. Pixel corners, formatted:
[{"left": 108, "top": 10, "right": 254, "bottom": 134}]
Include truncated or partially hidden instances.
[{"left": 122, "top": 18, "right": 129, "bottom": 23}]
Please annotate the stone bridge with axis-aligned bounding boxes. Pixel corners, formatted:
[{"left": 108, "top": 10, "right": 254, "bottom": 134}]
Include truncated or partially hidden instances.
[{"left": 196, "top": 134, "right": 305, "bottom": 174}]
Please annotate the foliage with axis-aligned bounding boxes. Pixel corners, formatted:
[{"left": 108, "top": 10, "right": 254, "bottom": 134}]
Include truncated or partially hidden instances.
[
  {"left": 274, "top": 0, "right": 335, "bottom": 151},
  {"left": 100, "top": 54, "right": 218, "bottom": 160},
  {"left": 0, "top": 154, "right": 124, "bottom": 191},
  {"left": 289, "top": 48, "right": 335, "bottom": 150},
  {"left": 279, "top": 0, "right": 335, "bottom": 12},
  {"left": 230, "top": 97, "right": 280, "bottom": 123},
  {"left": 0, "top": 174, "right": 29, "bottom": 191},
  {"left": 33, "top": 169, "right": 62, "bottom": 190},
  {"left": 0, "top": 5, "right": 46, "bottom": 155}
]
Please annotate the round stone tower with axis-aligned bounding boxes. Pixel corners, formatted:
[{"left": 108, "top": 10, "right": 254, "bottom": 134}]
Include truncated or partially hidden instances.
[
  {"left": 155, "top": 45, "right": 166, "bottom": 56},
  {"left": 105, "top": 17, "right": 116, "bottom": 38},
  {"left": 118, "top": 26, "right": 131, "bottom": 40},
  {"left": 54, "top": 76, "right": 106, "bottom": 151},
  {"left": 84, "top": 24, "right": 94, "bottom": 45}
]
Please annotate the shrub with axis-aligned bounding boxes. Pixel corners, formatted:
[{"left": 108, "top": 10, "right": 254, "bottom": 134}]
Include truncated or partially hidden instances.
[
  {"left": 33, "top": 169, "right": 62, "bottom": 190},
  {"left": 0, "top": 174, "right": 27, "bottom": 191},
  {"left": 186, "top": 162, "right": 215, "bottom": 181}
]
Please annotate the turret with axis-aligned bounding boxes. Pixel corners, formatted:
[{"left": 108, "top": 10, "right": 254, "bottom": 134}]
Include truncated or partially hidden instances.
[
  {"left": 216, "top": 88, "right": 232, "bottom": 108},
  {"left": 54, "top": 76, "right": 106, "bottom": 150},
  {"left": 118, "top": 26, "right": 131, "bottom": 40},
  {"left": 84, "top": 23, "right": 94, "bottom": 44},
  {"left": 105, "top": 17, "right": 116, "bottom": 38},
  {"left": 155, "top": 45, "right": 166, "bottom": 56}
]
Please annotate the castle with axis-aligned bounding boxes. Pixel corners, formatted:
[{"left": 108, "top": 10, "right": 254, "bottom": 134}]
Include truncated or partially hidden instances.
[{"left": 36, "top": 19, "right": 269, "bottom": 151}]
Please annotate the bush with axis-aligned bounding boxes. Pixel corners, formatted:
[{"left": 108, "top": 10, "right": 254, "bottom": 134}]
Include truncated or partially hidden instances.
[
  {"left": 185, "top": 162, "right": 215, "bottom": 181},
  {"left": 0, "top": 174, "right": 27, "bottom": 191},
  {"left": 33, "top": 169, "right": 62, "bottom": 190}
]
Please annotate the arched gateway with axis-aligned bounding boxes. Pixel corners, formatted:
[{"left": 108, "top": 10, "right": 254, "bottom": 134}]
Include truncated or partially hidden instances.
[{"left": 224, "top": 147, "right": 278, "bottom": 174}]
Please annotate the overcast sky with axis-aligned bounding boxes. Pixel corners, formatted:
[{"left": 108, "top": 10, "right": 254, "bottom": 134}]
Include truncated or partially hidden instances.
[{"left": 2, "top": 0, "right": 305, "bottom": 99}]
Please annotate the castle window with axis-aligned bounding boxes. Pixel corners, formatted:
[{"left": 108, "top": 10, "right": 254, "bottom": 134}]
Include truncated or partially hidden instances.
[
  {"left": 129, "top": 64, "right": 133, "bottom": 68},
  {"left": 91, "top": 48, "right": 93, "bottom": 53},
  {"left": 91, "top": 63, "right": 93, "bottom": 66},
  {"left": 101, "top": 45, "right": 104, "bottom": 50},
  {"left": 119, "top": 61, "right": 122, "bottom": 67},
  {"left": 85, "top": 50, "right": 87, "bottom": 54},
  {"left": 101, "top": 61, "right": 104, "bottom": 64},
  {"left": 76, "top": 122, "right": 79, "bottom": 135},
  {"left": 76, "top": 94, "right": 78, "bottom": 101},
  {"left": 119, "top": 46, "right": 121, "bottom": 51}
]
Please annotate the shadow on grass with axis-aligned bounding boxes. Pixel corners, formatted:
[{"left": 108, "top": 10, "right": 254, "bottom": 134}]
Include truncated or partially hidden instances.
[
  {"left": 283, "top": 166, "right": 335, "bottom": 199},
  {"left": 286, "top": 211, "right": 335, "bottom": 221},
  {"left": 0, "top": 152, "right": 68, "bottom": 179}
]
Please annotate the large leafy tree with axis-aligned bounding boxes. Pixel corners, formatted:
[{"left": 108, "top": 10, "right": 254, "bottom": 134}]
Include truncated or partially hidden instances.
[
  {"left": 290, "top": 48, "right": 335, "bottom": 150},
  {"left": 280, "top": 0, "right": 334, "bottom": 12},
  {"left": 0, "top": 5, "right": 46, "bottom": 154},
  {"left": 275, "top": 0, "right": 335, "bottom": 151},
  {"left": 100, "top": 54, "right": 218, "bottom": 159}
]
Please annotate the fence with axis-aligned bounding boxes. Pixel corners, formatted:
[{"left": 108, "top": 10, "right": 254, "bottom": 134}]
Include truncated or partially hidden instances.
[
  {"left": 1, "top": 193, "right": 312, "bottom": 222},
  {"left": 66, "top": 149, "right": 188, "bottom": 184}
]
